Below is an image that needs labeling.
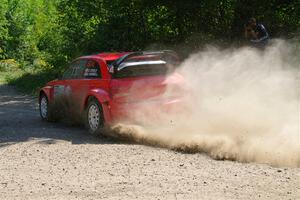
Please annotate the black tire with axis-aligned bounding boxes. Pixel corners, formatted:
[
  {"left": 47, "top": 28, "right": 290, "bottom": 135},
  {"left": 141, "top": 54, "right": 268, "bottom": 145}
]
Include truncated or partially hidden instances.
[
  {"left": 85, "top": 98, "right": 105, "bottom": 135},
  {"left": 39, "top": 94, "right": 51, "bottom": 121}
]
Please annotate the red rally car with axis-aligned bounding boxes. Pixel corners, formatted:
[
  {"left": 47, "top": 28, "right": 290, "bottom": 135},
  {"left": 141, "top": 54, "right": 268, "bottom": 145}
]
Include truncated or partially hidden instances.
[{"left": 39, "top": 51, "right": 185, "bottom": 135}]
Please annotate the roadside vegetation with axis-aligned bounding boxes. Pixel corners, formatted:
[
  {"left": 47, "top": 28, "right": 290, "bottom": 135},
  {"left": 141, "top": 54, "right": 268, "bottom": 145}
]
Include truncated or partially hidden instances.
[{"left": 0, "top": 0, "right": 299, "bottom": 94}]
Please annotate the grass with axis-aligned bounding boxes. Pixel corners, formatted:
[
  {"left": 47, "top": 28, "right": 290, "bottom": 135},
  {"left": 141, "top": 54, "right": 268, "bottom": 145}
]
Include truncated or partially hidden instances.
[
  {"left": 0, "top": 70, "right": 26, "bottom": 85},
  {"left": 0, "top": 64, "right": 59, "bottom": 95},
  {"left": 0, "top": 71, "right": 9, "bottom": 84},
  {"left": 6, "top": 69, "right": 58, "bottom": 95},
  {"left": 0, "top": 58, "right": 61, "bottom": 95}
]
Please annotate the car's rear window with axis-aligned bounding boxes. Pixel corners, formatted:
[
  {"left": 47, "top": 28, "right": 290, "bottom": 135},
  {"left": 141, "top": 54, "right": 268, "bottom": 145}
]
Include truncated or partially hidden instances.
[
  {"left": 114, "top": 63, "right": 169, "bottom": 78},
  {"left": 106, "top": 60, "right": 115, "bottom": 65},
  {"left": 110, "top": 53, "right": 180, "bottom": 78}
]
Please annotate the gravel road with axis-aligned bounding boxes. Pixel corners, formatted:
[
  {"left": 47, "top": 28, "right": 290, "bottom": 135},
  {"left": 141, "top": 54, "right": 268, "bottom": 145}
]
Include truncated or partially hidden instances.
[{"left": 0, "top": 85, "right": 299, "bottom": 200}]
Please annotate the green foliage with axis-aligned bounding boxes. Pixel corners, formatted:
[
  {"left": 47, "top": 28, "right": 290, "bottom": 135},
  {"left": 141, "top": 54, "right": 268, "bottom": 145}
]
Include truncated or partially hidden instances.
[
  {"left": 0, "top": 59, "right": 19, "bottom": 71},
  {"left": 2, "top": 0, "right": 61, "bottom": 67},
  {"left": 0, "top": 0, "right": 299, "bottom": 93},
  {"left": 0, "top": 0, "right": 8, "bottom": 59},
  {"left": 56, "top": 0, "right": 299, "bottom": 56}
]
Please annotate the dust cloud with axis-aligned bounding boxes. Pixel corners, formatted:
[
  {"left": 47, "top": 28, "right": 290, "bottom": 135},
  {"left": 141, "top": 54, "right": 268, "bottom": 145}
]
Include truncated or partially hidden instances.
[{"left": 108, "top": 40, "right": 300, "bottom": 168}]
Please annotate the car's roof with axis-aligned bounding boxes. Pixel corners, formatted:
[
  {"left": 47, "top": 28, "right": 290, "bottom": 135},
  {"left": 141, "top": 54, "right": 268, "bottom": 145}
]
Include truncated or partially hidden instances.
[
  {"left": 79, "top": 52, "right": 130, "bottom": 61},
  {"left": 97, "top": 52, "right": 131, "bottom": 61}
]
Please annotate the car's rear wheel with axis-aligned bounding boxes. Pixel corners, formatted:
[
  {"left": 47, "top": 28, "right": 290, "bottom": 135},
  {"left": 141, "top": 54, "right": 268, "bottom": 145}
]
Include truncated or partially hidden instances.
[
  {"left": 39, "top": 94, "right": 50, "bottom": 121},
  {"left": 85, "top": 98, "right": 105, "bottom": 135}
]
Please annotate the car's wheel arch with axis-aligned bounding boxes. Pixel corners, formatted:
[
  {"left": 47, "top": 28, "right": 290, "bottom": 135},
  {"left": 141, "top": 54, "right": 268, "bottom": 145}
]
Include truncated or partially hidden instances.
[
  {"left": 39, "top": 90, "right": 47, "bottom": 100},
  {"left": 39, "top": 86, "right": 53, "bottom": 103},
  {"left": 84, "top": 94, "right": 111, "bottom": 124},
  {"left": 85, "top": 89, "right": 110, "bottom": 104},
  {"left": 84, "top": 96, "right": 108, "bottom": 135}
]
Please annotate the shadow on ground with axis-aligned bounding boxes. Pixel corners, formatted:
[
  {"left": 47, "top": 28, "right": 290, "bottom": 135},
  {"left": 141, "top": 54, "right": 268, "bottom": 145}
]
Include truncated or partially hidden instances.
[{"left": 0, "top": 85, "right": 123, "bottom": 148}]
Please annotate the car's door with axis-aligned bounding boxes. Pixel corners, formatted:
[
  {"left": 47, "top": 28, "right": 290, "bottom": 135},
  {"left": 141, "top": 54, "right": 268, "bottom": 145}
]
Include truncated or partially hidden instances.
[
  {"left": 66, "top": 59, "right": 87, "bottom": 108},
  {"left": 68, "top": 58, "right": 109, "bottom": 112},
  {"left": 83, "top": 58, "right": 108, "bottom": 91},
  {"left": 51, "top": 61, "right": 80, "bottom": 100}
]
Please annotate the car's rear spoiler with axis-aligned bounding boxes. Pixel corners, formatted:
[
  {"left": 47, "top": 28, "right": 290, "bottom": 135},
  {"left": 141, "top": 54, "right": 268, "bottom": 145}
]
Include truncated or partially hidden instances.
[{"left": 109, "top": 50, "right": 180, "bottom": 73}]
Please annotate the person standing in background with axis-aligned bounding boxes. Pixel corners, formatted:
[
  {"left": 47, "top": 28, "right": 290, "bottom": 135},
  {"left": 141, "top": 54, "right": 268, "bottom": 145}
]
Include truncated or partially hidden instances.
[{"left": 244, "top": 17, "right": 270, "bottom": 48}]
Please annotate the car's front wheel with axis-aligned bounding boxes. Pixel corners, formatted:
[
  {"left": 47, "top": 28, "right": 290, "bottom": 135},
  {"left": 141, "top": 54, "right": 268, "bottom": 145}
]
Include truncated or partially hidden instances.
[
  {"left": 39, "top": 94, "right": 49, "bottom": 121},
  {"left": 85, "top": 98, "right": 105, "bottom": 135}
]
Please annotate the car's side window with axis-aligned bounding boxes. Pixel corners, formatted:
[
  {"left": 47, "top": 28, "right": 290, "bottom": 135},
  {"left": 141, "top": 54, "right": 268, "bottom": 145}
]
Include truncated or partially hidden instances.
[
  {"left": 62, "top": 59, "right": 87, "bottom": 80},
  {"left": 84, "top": 59, "right": 102, "bottom": 79},
  {"left": 62, "top": 61, "right": 77, "bottom": 80},
  {"left": 72, "top": 59, "right": 87, "bottom": 79}
]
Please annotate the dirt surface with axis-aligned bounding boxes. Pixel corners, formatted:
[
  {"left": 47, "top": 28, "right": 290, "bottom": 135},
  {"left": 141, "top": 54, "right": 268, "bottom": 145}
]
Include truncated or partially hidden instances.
[{"left": 0, "top": 85, "right": 299, "bottom": 200}]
